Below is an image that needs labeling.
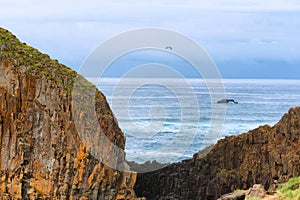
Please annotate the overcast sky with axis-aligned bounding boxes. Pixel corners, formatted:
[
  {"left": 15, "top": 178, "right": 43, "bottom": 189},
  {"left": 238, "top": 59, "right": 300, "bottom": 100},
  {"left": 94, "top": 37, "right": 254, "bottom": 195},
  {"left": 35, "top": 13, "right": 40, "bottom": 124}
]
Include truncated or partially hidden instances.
[{"left": 1, "top": 0, "right": 300, "bottom": 78}]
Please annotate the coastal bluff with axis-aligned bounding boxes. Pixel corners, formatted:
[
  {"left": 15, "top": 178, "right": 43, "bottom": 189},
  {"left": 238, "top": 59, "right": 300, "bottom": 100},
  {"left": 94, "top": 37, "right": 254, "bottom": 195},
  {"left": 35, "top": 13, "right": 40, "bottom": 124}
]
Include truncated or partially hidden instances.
[
  {"left": 0, "top": 27, "right": 138, "bottom": 199},
  {"left": 1, "top": 27, "right": 300, "bottom": 200},
  {"left": 134, "top": 107, "right": 300, "bottom": 199}
]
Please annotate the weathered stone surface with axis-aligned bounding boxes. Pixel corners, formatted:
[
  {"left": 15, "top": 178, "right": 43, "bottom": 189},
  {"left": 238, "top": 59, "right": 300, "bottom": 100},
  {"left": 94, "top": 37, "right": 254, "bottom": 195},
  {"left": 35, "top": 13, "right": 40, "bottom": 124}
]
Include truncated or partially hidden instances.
[
  {"left": 217, "top": 192, "right": 245, "bottom": 200},
  {"left": 248, "top": 184, "right": 265, "bottom": 198},
  {"left": 134, "top": 107, "right": 300, "bottom": 200},
  {"left": 0, "top": 27, "right": 138, "bottom": 199}
]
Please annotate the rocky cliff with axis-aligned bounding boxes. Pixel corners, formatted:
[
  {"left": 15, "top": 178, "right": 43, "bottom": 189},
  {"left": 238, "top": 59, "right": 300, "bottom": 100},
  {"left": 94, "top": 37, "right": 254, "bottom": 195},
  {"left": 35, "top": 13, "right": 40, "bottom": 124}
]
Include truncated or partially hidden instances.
[
  {"left": 0, "top": 27, "right": 138, "bottom": 199},
  {"left": 134, "top": 107, "right": 300, "bottom": 200}
]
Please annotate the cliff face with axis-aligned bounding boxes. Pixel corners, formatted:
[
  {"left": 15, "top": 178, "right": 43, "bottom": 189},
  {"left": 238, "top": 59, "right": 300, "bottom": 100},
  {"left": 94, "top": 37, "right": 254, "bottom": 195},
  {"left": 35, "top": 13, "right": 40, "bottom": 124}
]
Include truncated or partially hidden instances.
[
  {"left": 135, "top": 107, "right": 300, "bottom": 200},
  {"left": 0, "top": 28, "right": 137, "bottom": 199}
]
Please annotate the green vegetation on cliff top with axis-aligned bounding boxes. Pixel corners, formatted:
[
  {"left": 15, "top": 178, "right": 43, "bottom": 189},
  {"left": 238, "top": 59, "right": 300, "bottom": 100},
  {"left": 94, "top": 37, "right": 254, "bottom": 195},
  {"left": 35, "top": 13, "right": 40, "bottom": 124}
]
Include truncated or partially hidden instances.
[
  {"left": 0, "top": 27, "right": 76, "bottom": 86},
  {"left": 0, "top": 27, "right": 112, "bottom": 120}
]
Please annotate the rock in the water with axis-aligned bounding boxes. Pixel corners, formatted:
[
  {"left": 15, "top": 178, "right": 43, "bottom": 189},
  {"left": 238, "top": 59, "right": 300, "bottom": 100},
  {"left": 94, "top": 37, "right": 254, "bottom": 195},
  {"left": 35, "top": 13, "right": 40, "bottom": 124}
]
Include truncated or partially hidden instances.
[{"left": 217, "top": 99, "right": 238, "bottom": 104}]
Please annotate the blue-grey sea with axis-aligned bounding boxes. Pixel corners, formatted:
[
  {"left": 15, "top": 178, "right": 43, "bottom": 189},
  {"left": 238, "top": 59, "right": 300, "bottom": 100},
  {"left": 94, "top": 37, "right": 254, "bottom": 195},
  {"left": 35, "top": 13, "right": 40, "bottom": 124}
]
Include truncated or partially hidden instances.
[{"left": 98, "top": 78, "right": 300, "bottom": 163}]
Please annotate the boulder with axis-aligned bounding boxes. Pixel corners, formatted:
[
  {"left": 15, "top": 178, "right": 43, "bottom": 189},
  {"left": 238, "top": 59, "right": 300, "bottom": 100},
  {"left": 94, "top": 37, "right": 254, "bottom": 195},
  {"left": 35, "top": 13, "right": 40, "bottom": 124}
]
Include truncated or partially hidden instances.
[
  {"left": 248, "top": 184, "right": 266, "bottom": 198},
  {"left": 217, "top": 192, "right": 245, "bottom": 200}
]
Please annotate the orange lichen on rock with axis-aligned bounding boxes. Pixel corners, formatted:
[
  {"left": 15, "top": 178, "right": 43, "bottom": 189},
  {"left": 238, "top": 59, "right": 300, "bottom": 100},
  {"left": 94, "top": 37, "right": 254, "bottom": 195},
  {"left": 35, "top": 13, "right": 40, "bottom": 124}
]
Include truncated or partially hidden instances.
[{"left": 0, "top": 27, "right": 139, "bottom": 199}]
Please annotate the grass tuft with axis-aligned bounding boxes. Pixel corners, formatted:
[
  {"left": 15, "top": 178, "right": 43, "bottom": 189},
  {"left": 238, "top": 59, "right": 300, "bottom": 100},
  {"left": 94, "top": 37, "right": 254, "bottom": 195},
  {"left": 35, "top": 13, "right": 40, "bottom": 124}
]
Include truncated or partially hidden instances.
[{"left": 278, "top": 176, "right": 300, "bottom": 200}]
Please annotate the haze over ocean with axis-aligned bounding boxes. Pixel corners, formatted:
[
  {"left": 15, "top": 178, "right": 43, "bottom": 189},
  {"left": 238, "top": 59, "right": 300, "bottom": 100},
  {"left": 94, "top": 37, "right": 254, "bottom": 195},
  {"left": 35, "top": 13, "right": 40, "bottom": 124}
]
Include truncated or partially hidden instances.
[{"left": 99, "top": 78, "right": 300, "bottom": 163}]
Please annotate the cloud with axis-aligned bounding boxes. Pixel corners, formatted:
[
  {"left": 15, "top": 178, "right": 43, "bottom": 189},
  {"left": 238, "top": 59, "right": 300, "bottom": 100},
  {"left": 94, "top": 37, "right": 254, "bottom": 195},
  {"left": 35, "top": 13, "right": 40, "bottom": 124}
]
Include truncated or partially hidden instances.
[
  {"left": 1, "top": 0, "right": 300, "bottom": 78},
  {"left": 1, "top": 0, "right": 300, "bottom": 21}
]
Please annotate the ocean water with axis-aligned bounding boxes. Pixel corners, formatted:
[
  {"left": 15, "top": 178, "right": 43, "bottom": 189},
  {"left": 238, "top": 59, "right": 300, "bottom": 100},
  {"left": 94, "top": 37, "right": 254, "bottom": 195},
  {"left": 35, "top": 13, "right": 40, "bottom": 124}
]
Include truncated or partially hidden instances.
[{"left": 97, "top": 78, "right": 300, "bottom": 163}]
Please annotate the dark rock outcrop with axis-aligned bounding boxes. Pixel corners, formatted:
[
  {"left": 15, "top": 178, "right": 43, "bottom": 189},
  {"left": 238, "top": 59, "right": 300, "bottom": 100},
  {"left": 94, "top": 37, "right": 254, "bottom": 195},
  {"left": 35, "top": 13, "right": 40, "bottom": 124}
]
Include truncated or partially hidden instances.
[
  {"left": 127, "top": 161, "right": 169, "bottom": 173},
  {"left": 134, "top": 107, "right": 300, "bottom": 200},
  {"left": 0, "top": 28, "right": 138, "bottom": 199},
  {"left": 217, "top": 99, "right": 238, "bottom": 104}
]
